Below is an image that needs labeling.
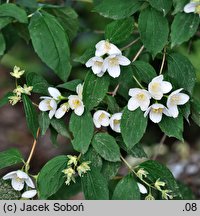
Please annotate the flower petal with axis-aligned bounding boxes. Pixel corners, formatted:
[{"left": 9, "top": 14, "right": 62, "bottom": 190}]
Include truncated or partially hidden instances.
[
  {"left": 128, "top": 98, "right": 139, "bottom": 111},
  {"left": 49, "top": 109, "right": 56, "bottom": 119},
  {"left": 39, "top": 100, "right": 50, "bottom": 111},
  {"left": 25, "top": 177, "right": 35, "bottom": 188},
  {"left": 177, "top": 93, "right": 190, "bottom": 105},
  {"left": 100, "top": 116, "right": 110, "bottom": 127},
  {"left": 149, "top": 110, "right": 163, "bottom": 123},
  {"left": 140, "top": 99, "right": 150, "bottom": 111},
  {"left": 16, "top": 170, "right": 29, "bottom": 179},
  {"left": 107, "top": 65, "right": 121, "bottom": 78},
  {"left": 96, "top": 71, "right": 106, "bottom": 77},
  {"left": 11, "top": 178, "right": 24, "bottom": 191},
  {"left": 137, "top": 183, "right": 148, "bottom": 194},
  {"left": 85, "top": 58, "right": 94, "bottom": 67},
  {"left": 48, "top": 87, "right": 61, "bottom": 100},
  {"left": 144, "top": 106, "right": 151, "bottom": 118},
  {"left": 118, "top": 55, "right": 131, "bottom": 66},
  {"left": 3, "top": 171, "right": 17, "bottom": 180},
  {"left": 50, "top": 99, "right": 57, "bottom": 110},
  {"left": 184, "top": 2, "right": 197, "bottom": 13},
  {"left": 128, "top": 88, "right": 142, "bottom": 97},
  {"left": 161, "top": 81, "right": 172, "bottom": 94},
  {"left": 74, "top": 105, "right": 84, "bottom": 116},
  {"left": 55, "top": 107, "right": 66, "bottom": 119},
  {"left": 92, "top": 65, "right": 102, "bottom": 74},
  {"left": 21, "top": 190, "right": 37, "bottom": 199},
  {"left": 108, "top": 44, "right": 121, "bottom": 55},
  {"left": 168, "top": 105, "right": 179, "bottom": 118}
]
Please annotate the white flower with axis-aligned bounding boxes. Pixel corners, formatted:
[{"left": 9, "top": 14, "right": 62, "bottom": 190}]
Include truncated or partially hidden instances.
[
  {"left": 21, "top": 190, "right": 37, "bottom": 199},
  {"left": 13, "top": 85, "right": 24, "bottom": 97},
  {"left": 103, "top": 54, "right": 131, "bottom": 78},
  {"left": 3, "top": 170, "right": 35, "bottom": 191},
  {"left": 22, "top": 84, "right": 33, "bottom": 96},
  {"left": 144, "top": 103, "right": 171, "bottom": 123},
  {"left": 10, "top": 66, "right": 25, "bottom": 79},
  {"left": 184, "top": 1, "right": 200, "bottom": 15},
  {"left": 167, "top": 88, "right": 190, "bottom": 118},
  {"left": 128, "top": 88, "right": 151, "bottom": 111},
  {"left": 48, "top": 87, "right": 62, "bottom": 100},
  {"left": 93, "top": 110, "right": 110, "bottom": 128},
  {"left": 68, "top": 95, "right": 84, "bottom": 116},
  {"left": 137, "top": 182, "right": 148, "bottom": 194},
  {"left": 148, "top": 75, "right": 172, "bottom": 100},
  {"left": 76, "top": 83, "right": 84, "bottom": 100},
  {"left": 85, "top": 56, "right": 106, "bottom": 77},
  {"left": 55, "top": 102, "right": 70, "bottom": 119},
  {"left": 95, "top": 40, "right": 121, "bottom": 57},
  {"left": 110, "top": 112, "right": 122, "bottom": 133},
  {"left": 39, "top": 97, "right": 57, "bottom": 119}
]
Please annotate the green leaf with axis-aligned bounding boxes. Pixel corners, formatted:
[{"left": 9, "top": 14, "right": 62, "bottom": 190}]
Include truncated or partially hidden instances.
[
  {"left": 39, "top": 112, "right": 51, "bottom": 136},
  {"left": 167, "top": 53, "right": 196, "bottom": 94},
  {"left": 81, "top": 167, "right": 109, "bottom": 200},
  {"left": 93, "top": 0, "right": 142, "bottom": 20},
  {"left": 74, "top": 46, "right": 95, "bottom": 64},
  {"left": 0, "top": 32, "right": 5, "bottom": 55},
  {"left": 138, "top": 7, "right": 169, "bottom": 56},
  {"left": 132, "top": 61, "right": 157, "bottom": 84},
  {"left": 121, "top": 108, "right": 147, "bottom": 149},
  {"left": 69, "top": 112, "right": 94, "bottom": 154},
  {"left": 148, "top": 0, "right": 172, "bottom": 16},
  {"left": 57, "top": 79, "right": 82, "bottom": 92},
  {"left": 159, "top": 115, "right": 183, "bottom": 141},
  {"left": 101, "top": 161, "right": 121, "bottom": 181},
  {"left": 50, "top": 127, "right": 58, "bottom": 146},
  {"left": 171, "top": 13, "right": 199, "bottom": 47},
  {"left": 81, "top": 147, "right": 103, "bottom": 169},
  {"left": 112, "top": 174, "right": 140, "bottom": 200},
  {"left": 191, "top": 98, "right": 200, "bottom": 127},
  {"left": 51, "top": 118, "right": 71, "bottom": 139},
  {"left": 177, "top": 181, "right": 195, "bottom": 200},
  {"left": 0, "top": 17, "right": 12, "bottom": 30},
  {"left": 37, "top": 155, "right": 68, "bottom": 199},
  {"left": 0, "top": 92, "right": 13, "bottom": 108},
  {"left": 83, "top": 72, "right": 110, "bottom": 111},
  {"left": 0, "top": 3, "right": 28, "bottom": 23},
  {"left": 0, "top": 179, "right": 21, "bottom": 200},
  {"left": 92, "top": 133, "right": 121, "bottom": 162},
  {"left": 22, "top": 94, "right": 39, "bottom": 138},
  {"left": 16, "top": 0, "right": 38, "bottom": 8},
  {"left": 0, "top": 148, "right": 23, "bottom": 170},
  {"left": 103, "top": 95, "right": 120, "bottom": 113},
  {"left": 105, "top": 18, "right": 134, "bottom": 44},
  {"left": 45, "top": 7, "right": 79, "bottom": 41},
  {"left": 138, "top": 160, "right": 181, "bottom": 199},
  {"left": 29, "top": 11, "right": 71, "bottom": 82},
  {"left": 172, "top": 0, "right": 188, "bottom": 15},
  {"left": 26, "top": 72, "right": 51, "bottom": 95}
]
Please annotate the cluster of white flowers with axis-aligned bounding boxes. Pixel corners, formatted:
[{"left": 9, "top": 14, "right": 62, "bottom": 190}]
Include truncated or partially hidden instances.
[
  {"left": 85, "top": 40, "right": 131, "bottom": 78},
  {"left": 62, "top": 155, "right": 91, "bottom": 185},
  {"left": 93, "top": 110, "right": 122, "bottom": 133},
  {"left": 184, "top": 0, "right": 200, "bottom": 16},
  {"left": 128, "top": 75, "right": 190, "bottom": 123},
  {"left": 8, "top": 66, "right": 33, "bottom": 105},
  {"left": 39, "top": 84, "right": 84, "bottom": 119},
  {"left": 3, "top": 170, "right": 37, "bottom": 199}
]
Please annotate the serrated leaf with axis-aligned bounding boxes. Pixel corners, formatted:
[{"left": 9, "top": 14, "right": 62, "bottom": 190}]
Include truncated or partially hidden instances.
[
  {"left": 57, "top": 79, "right": 82, "bottom": 92},
  {"left": 171, "top": 13, "right": 199, "bottom": 47},
  {"left": 0, "top": 32, "right": 5, "bottom": 55},
  {"left": 29, "top": 11, "right": 71, "bottom": 82},
  {"left": 81, "top": 167, "right": 109, "bottom": 200},
  {"left": 132, "top": 61, "right": 157, "bottom": 84},
  {"left": 92, "top": 133, "right": 121, "bottom": 162},
  {"left": 138, "top": 160, "right": 181, "bottom": 199},
  {"left": 69, "top": 112, "right": 94, "bottom": 154},
  {"left": 93, "top": 0, "right": 142, "bottom": 20},
  {"left": 0, "top": 148, "right": 23, "bottom": 170},
  {"left": 167, "top": 53, "right": 196, "bottom": 94},
  {"left": 37, "top": 155, "right": 68, "bottom": 199},
  {"left": 39, "top": 112, "right": 51, "bottom": 136},
  {"left": 83, "top": 72, "right": 110, "bottom": 111},
  {"left": 112, "top": 174, "right": 140, "bottom": 200},
  {"left": 22, "top": 94, "right": 39, "bottom": 138},
  {"left": 51, "top": 118, "right": 71, "bottom": 139},
  {"left": 26, "top": 72, "right": 50, "bottom": 95},
  {"left": 148, "top": 0, "right": 172, "bottom": 16},
  {"left": 159, "top": 115, "right": 183, "bottom": 141},
  {"left": 121, "top": 108, "right": 147, "bottom": 149},
  {"left": 0, "top": 3, "right": 28, "bottom": 23},
  {"left": 105, "top": 18, "right": 134, "bottom": 44},
  {"left": 138, "top": 7, "right": 169, "bottom": 56}
]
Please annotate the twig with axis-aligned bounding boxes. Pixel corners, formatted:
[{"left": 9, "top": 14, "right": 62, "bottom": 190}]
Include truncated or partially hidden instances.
[
  {"left": 112, "top": 84, "right": 120, "bottom": 97},
  {"left": 32, "top": 102, "right": 39, "bottom": 108},
  {"left": 120, "top": 38, "right": 140, "bottom": 51},
  {"left": 25, "top": 128, "right": 40, "bottom": 171},
  {"left": 153, "top": 134, "right": 167, "bottom": 160},
  {"left": 159, "top": 47, "right": 166, "bottom": 75},
  {"left": 132, "top": 45, "right": 145, "bottom": 62},
  {"left": 133, "top": 75, "right": 144, "bottom": 89}
]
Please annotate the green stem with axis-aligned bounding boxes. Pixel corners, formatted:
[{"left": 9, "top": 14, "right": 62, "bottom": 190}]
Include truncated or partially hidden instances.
[{"left": 132, "top": 75, "right": 145, "bottom": 89}]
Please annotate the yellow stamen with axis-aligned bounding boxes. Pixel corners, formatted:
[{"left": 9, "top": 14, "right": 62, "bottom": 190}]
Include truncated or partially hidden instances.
[
  {"left": 109, "top": 57, "right": 118, "bottom": 66},
  {"left": 104, "top": 41, "right": 111, "bottom": 52},
  {"left": 113, "top": 119, "right": 120, "bottom": 125},
  {"left": 95, "top": 61, "right": 103, "bottom": 67},
  {"left": 99, "top": 113, "right": 106, "bottom": 121},
  {"left": 136, "top": 93, "right": 146, "bottom": 101},
  {"left": 195, "top": 4, "right": 200, "bottom": 14},
  {"left": 152, "top": 108, "right": 163, "bottom": 113},
  {"left": 72, "top": 99, "right": 81, "bottom": 108},
  {"left": 151, "top": 82, "right": 160, "bottom": 92}
]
